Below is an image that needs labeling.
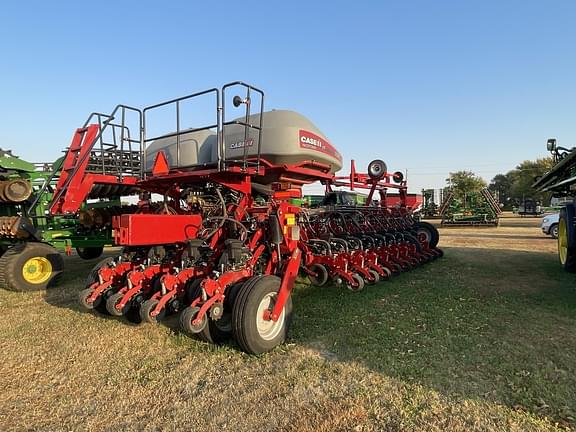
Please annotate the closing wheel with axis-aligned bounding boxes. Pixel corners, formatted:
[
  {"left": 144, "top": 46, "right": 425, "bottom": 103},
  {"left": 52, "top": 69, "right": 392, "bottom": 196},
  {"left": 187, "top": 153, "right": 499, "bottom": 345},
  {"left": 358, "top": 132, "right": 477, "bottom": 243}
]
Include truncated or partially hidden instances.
[
  {"left": 0, "top": 242, "right": 63, "bottom": 292},
  {"left": 84, "top": 256, "right": 116, "bottom": 314},
  {"left": 381, "top": 266, "right": 393, "bottom": 279},
  {"left": 180, "top": 306, "right": 207, "bottom": 334},
  {"left": 558, "top": 205, "right": 576, "bottom": 273},
  {"left": 368, "top": 159, "right": 387, "bottom": 179},
  {"left": 140, "top": 299, "right": 166, "bottom": 324},
  {"left": 345, "top": 273, "right": 365, "bottom": 292},
  {"left": 186, "top": 281, "right": 238, "bottom": 344},
  {"left": 416, "top": 221, "right": 440, "bottom": 249},
  {"left": 232, "top": 275, "right": 293, "bottom": 355},
  {"left": 198, "top": 310, "right": 233, "bottom": 344},
  {"left": 79, "top": 288, "right": 98, "bottom": 310},
  {"left": 106, "top": 292, "right": 128, "bottom": 316},
  {"left": 308, "top": 264, "right": 329, "bottom": 286},
  {"left": 76, "top": 246, "right": 104, "bottom": 260},
  {"left": 366, "top": 269, "right": 380, "bottom": 285}
]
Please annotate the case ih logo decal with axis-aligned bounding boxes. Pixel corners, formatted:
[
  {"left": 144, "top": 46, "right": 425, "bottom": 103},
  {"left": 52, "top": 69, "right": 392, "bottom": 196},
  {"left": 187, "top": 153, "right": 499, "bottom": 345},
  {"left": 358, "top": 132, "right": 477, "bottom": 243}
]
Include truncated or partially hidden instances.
[
  {"left": 299, "top": 130, "right": 342, "bottom": 162},
  {"left": 229, "top": 138, "right": 254, "bottom": 149}
]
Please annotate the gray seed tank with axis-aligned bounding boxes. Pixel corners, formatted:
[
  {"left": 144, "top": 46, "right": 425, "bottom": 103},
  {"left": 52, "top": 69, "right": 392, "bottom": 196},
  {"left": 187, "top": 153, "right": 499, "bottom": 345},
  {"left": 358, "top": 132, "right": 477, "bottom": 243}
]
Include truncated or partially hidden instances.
[{"left": 145, "top": 110, "right": 343, "bottom": 177}]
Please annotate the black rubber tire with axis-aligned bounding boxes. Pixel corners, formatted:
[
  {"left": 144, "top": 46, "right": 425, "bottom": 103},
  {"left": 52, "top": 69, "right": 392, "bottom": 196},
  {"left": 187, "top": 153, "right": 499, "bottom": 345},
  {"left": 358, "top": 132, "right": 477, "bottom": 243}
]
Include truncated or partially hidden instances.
[
  {"left": 380, "top": 266, "right": 392, "bottom": 280},
  {"left": 232, "top": 275, "right": 293, "bottom": 355},
  {"left": 388, "top": 263, "right": 402, "bottom": 275},
  {"left": 564, "top": 204, "right": 576, "bottom": 245},
  {"left": 0, "top": 242, "right": 63, "bottom": 292},
  {"left": 366, "top": 269, "right": 380, "bottom": 285},
  {"left": 184, "top": 279, "right": 203, "bottom": 304},
  {"left": 559, "top": 205, "right": 576, "bottom": 273},
  {"left": 76, "top": 246, "right": 104, "bottom": 260},
  {"left": 225, "top": 282, "right": 244, "bottom": 310},
  {"left": 308, "top": 264, "right": 329, "bottom": 286},
  {"left": 85, "top": 256, "right": 115, "bottom": 288},
  {"left": 79, "top": 288, "right": 97, "bottom": 310},
  {"left": 416, "top": 221, "right": 440, "bottom": 249},
  {"left": 345, "top": 273, "right": 365, "bottom": 292},
  {"left": 550, "top": 223, "right": 559, "bottom": 239},
  {"left": 140, "top": 299, "right": 165, "bottom": 323},
  {"left": 124, "top": 306, "right": 143, "bottom": 324},
  {"left": 106, "top": 292, "right": 128, "bottom": 316},
  {"left": 392, "top": 171, "right": 404, "bottom": 183},
  {"left": 179, "top": 306, "right": 207, "bottom": 334},
  {"left": 198, "top": 312, "right": 233, "bottom": 344},
  {"left": 367, "top": 159, "right": 387, "bottom": 179},
  {"left": 185, "top": 279, "right": 235, "bottom": 344},
  {"left": 200, "top": 282, "right": 245, "bottom": 344},
  {"left": 82, "top": 256, "right": 117, "bottom": 314}
]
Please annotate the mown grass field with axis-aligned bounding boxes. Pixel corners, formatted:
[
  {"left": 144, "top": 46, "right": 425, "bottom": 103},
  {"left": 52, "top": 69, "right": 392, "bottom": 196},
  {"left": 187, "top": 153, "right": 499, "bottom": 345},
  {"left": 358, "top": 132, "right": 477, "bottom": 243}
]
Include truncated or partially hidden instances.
[{"left": 0, "top": 216, "right": 574, "bottom": 431}]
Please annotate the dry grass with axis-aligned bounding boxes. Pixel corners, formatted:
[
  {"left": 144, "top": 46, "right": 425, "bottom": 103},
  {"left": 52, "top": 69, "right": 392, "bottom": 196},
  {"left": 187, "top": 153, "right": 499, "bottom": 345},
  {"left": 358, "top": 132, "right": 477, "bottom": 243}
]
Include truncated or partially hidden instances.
[{"left": 0, "top": 215, "right": 573, "bottom": 431}]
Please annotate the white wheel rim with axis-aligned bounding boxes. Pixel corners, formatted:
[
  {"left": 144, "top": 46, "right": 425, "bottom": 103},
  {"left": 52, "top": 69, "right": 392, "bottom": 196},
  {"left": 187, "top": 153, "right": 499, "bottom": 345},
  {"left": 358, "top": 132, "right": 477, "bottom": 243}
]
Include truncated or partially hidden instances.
[{"left": 256, "top": 293, "right": 285, "bottom": 341}]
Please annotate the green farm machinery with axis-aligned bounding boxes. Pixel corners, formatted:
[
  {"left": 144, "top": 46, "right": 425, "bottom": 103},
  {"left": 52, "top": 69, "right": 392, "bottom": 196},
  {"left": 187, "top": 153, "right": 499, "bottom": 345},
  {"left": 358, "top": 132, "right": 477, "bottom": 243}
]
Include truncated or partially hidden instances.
[
  {"left": 533, "top": 139, "right": 576, "bottom": 272},
  {"left": 438, "top": 188, "right": 501, "bottom": 226},
  {"left": 0, "top": 148, "right": 129, "bottom": 292}
]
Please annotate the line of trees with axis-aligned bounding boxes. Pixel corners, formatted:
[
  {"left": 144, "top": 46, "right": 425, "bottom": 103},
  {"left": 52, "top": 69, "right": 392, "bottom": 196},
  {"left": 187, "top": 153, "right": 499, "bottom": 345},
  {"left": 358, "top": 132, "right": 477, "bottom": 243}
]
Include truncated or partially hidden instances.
[{"left": 446, "top": 157, "right": 554, "bottom": 209}]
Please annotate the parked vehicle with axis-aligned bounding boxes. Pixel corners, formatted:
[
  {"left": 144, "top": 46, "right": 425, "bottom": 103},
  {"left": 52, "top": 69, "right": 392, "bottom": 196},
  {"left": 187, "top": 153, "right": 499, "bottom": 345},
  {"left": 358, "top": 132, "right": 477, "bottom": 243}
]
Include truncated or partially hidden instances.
[{"left": 541, "top": 212, "right": 559, "bottom": 238}]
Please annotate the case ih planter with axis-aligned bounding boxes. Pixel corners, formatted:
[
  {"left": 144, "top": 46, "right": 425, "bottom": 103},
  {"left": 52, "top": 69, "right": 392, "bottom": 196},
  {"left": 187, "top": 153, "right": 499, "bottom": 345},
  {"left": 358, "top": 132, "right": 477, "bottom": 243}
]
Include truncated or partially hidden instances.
[{"left": 49, "top": 82, "right": 441, "bottom": 354}]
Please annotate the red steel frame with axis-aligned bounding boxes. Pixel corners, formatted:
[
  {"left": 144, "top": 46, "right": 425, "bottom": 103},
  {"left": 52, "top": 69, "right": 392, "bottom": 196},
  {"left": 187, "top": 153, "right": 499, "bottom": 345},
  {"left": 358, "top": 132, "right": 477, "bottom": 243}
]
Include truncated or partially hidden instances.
[{"left": 327, "top": 160, "right": 408, "bottom": 208}]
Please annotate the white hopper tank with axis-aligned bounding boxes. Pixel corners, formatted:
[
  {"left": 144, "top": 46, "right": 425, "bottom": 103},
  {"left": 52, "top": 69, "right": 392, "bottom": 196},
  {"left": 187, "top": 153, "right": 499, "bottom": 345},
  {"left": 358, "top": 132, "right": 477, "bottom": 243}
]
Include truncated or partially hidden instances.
[
  {"left": 144, "top": 129, "right": 216, "bottom": 172},
  {"left": 218, "top": 110, "right": 342, "bottom": 173},
  {"left": 144, "top": 109, "right": 342, "bottom": 174}
]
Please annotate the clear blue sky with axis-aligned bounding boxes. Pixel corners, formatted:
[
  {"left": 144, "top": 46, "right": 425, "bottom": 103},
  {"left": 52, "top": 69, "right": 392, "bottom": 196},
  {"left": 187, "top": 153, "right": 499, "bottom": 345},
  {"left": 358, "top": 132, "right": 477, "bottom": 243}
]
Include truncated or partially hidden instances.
[{"left": 1, "top": 0, "right": 575, "bottom": 193}]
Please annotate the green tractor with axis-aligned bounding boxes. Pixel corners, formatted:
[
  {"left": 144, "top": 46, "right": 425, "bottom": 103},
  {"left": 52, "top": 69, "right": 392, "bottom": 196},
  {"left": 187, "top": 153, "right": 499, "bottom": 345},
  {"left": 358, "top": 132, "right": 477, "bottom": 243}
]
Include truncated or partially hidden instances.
[
  {"left": 533, "top": 139, "right": 576, "bottom": 272},
  {"left": 0, "top": 148, "right": 122, "bottom": 292}
]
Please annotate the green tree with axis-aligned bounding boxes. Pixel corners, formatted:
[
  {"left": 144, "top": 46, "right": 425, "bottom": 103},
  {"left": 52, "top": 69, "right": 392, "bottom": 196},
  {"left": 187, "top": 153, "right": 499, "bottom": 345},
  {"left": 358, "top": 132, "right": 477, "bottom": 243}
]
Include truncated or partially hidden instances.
[
  {"left": 446, "top": 171, "right": 487, "bottom": 201},
  {"left": 489, "top": 173, "right": 513, "bottom": 209},
  {"left": 508, "top": 158, "right": 554, "bottom": 205}
]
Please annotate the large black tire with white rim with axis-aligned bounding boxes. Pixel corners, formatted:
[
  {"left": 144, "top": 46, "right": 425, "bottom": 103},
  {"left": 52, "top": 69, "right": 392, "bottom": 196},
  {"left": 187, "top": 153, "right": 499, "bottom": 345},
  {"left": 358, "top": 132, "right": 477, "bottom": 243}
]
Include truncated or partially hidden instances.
[{"left": 232, "top": 275, "right": 293, "bottom": 355}]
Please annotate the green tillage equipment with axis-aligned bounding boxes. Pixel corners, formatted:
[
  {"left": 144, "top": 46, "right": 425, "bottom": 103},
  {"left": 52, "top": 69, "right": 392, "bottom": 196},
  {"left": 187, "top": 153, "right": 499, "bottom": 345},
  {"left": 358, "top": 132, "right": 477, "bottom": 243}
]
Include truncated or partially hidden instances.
[
  {"left": 0, "top": 149, "right": 117, "bottom": 292},
  {"left": 439, "top": 188, "right": 502, "bottom": 226}
]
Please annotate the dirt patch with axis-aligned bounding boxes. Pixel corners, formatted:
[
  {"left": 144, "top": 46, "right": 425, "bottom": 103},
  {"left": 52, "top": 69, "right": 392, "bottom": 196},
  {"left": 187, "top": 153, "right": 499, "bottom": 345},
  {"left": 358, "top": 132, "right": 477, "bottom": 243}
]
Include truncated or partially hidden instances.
[{"left": 433, "top": 216, "right": 558, "bottom": 254}]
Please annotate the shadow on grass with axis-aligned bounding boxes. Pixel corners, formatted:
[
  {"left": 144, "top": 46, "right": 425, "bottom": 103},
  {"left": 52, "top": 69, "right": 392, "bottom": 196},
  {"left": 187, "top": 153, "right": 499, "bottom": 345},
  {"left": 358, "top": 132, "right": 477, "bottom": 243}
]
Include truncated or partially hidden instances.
[
  {"left": 290, "top": 246, "right": 576, "bottom": 425},
  {"left": 44, "top": 251, "right": 120, "bottom": 315}
]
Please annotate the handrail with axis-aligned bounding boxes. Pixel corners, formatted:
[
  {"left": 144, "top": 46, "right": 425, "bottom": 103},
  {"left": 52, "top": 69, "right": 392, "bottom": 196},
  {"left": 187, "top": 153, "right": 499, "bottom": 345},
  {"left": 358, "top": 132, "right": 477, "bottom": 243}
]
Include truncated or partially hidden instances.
[{"left": 48, "top": 104, "right": 142, "bottom": 213}]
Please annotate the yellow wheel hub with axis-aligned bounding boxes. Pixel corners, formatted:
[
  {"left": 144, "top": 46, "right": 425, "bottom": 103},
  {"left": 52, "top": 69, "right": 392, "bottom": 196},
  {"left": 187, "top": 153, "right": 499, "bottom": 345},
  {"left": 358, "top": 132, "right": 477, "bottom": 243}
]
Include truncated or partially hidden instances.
[
  {"left": 22, "top": 256, "right": 52, "bottom": 284},
  {"left": 559, "top": 217, "right": 568, "bottom": 265}
]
